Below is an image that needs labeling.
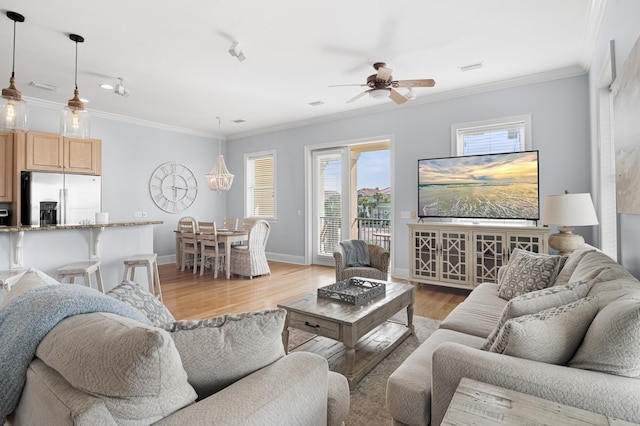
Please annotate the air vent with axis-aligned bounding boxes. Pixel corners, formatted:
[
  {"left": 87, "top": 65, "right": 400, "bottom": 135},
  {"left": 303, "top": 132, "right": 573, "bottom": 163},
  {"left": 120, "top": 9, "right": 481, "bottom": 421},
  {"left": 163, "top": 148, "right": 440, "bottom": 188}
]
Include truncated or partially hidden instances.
[
  {"left": 29, "top": 81, "right": 58, "bottom": 91},
  {"left": 232, "top": 119, "right": 246, "bottom": 124},
  {"left": 308, "top": 100, "right": 324, "bottom": 107},
  {"left": 459, "top": 62, "right": 483, "bottom": 72}
]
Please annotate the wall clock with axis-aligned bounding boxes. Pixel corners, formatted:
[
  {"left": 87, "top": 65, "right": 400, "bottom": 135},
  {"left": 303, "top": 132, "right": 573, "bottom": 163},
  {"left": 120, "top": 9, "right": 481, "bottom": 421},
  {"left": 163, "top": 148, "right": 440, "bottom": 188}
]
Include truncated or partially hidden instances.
[{"left": 149, "top": 162, "right": 198, "bottom": 213}]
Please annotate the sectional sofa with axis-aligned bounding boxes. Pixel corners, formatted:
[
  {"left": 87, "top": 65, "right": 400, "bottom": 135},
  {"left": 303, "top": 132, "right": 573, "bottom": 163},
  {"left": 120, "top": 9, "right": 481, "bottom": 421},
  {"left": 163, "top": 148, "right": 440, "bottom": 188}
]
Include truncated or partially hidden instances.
[
  {"left": 0, "top": 272, "right": 350, "bottom": 425},
  {"left": 386, "top": 245, "right": 640, "bottom": 426}
]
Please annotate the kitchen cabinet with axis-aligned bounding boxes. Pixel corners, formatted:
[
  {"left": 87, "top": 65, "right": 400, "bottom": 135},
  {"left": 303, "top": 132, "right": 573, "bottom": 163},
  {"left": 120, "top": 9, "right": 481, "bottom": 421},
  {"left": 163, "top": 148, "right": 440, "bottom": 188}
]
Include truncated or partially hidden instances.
[
  {"left": 24, "top": 131, "right": 101, "bottom": 175},
  {"left": 0, "top": 132, "right": 14, "bottom": 201},
  {"left": 409, "top": 222, "right": 549, "bottom": 290}
]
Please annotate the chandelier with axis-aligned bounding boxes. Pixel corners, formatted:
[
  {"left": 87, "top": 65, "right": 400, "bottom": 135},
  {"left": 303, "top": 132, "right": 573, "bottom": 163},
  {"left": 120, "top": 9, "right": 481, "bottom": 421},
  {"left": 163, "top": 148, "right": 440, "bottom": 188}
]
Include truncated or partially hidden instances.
[
  {"left": 206, "top": 117, "right": 234, "bottom": 191},
  {"left": 60, "top": 34, "right": 90, "bottom": 138}
]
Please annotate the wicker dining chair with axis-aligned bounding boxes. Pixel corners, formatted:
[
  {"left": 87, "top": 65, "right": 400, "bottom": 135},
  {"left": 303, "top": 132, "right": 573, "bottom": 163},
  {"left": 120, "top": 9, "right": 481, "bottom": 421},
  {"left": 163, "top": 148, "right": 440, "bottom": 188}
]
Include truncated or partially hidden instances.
[{"left": 230, "top": 219, "right": 271, "bottom": 279}]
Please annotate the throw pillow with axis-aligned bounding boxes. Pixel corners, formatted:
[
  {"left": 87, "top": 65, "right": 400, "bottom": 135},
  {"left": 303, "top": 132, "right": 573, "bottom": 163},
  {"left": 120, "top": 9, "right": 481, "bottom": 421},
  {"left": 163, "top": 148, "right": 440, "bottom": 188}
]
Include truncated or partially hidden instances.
[
  {"left": 498, "top": 248, "right": 567, "bottom": 300},
  {"left": 481, "top": 280, "right": 592, "bottom": 350},
  {"left": 553, "top": 248, "right": 595, "bottom": 285},
  {"left": 569, "top": 298, "right": 640, "bottom": 377},
  {"left": 107, "top": 280, "right": 175, "bottom": 326},
  {"left": 488, "top": 297, "right": 598, "bottom": 365},
  {"left": 36, "top": 312, "right": 197, "bottom": 424},
  {"left": 160, "top": 308, "right": 287, "bottom": 399}
]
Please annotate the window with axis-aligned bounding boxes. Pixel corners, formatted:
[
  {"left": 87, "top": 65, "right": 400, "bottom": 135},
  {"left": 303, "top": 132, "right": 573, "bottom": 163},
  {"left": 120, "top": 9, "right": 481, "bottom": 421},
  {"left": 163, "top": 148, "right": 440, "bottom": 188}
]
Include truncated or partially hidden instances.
[
  {"left": 245, "top": 150, "right": 275, "bottom": 218},
  {"left": 451, "top": 114, "right": 532, "bottom": 156}
]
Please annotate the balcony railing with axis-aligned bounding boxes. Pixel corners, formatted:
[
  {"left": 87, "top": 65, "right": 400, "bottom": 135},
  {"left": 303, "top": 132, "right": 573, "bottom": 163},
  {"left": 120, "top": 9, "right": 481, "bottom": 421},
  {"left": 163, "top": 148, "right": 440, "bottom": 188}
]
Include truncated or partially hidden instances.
[{"left": 356, "top": 218, "right": 391, "bottom": 250}]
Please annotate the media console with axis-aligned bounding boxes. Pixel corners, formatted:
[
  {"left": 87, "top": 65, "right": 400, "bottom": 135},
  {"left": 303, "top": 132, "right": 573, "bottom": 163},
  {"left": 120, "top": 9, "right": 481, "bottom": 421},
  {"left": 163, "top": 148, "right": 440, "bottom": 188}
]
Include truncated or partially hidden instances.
[{"left": 408, "top": 222, "right": 549, "bottom": 290}]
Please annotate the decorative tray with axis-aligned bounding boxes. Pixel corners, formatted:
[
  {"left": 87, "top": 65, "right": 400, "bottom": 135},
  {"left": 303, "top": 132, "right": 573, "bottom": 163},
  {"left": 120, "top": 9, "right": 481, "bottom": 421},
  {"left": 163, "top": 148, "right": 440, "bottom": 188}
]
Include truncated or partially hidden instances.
[{"left": 317, "top": 277, "right": 386, "bottom": 305}]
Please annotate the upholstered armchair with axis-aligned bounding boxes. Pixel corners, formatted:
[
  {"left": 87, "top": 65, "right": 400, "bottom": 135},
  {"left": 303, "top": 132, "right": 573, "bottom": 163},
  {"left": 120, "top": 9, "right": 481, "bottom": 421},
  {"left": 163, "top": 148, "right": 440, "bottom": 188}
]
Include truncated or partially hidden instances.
[
  {"left": 333, "top": 240, "right": 390, "bottom": 282},
  {"left": 230, "top": 219, "right": 271, "bottom": 279}
]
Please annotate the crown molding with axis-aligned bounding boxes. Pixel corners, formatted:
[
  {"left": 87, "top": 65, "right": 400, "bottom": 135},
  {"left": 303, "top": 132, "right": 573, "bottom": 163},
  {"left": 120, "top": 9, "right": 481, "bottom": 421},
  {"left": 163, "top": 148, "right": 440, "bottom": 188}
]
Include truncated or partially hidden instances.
[{"left": 580, "top": 0, "right": 608, "bottom": 70}]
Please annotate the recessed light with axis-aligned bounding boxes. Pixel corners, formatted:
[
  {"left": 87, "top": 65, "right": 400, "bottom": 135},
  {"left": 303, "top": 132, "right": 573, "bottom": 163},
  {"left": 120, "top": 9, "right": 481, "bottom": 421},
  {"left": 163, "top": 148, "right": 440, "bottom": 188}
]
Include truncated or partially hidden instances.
[
  {"left": 232, "top": 119, "right": 246, "bottom": 124},
  {"left": 459, "top": 62, "right": 483, "bottom": 72},
  {"left": 29, "top": 81, "right": 58, "bottom": 91},
  {"left": 308, "top": 101, "right": 324, "bottom": 107},
  {"left": 99, "top": 83, "right": 114, "bottom": 90}
]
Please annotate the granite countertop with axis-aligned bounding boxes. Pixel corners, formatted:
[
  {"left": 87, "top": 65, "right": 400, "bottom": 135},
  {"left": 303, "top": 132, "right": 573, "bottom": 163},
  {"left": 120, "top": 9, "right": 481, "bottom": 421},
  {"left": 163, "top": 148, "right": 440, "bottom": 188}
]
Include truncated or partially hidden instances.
[{"left": 0, "top": 221, "right": 163, "bottom": 233}]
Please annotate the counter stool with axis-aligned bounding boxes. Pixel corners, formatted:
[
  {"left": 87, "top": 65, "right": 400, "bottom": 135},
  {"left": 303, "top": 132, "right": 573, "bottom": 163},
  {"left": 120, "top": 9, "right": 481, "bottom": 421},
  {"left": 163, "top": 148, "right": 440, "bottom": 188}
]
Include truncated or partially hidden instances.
[
  {"left": 56, "top": 261, "right": 104, "bottom": 293},
  {"left": 122, "top": 254, "right": 162, "bottom": 301}
]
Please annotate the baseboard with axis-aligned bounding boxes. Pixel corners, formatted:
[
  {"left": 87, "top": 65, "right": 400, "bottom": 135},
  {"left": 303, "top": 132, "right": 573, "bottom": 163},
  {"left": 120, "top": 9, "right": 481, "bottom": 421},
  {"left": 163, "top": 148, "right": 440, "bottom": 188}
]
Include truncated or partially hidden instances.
[{"left": 393, "top": 267, "right": 409, "bottom": 280}]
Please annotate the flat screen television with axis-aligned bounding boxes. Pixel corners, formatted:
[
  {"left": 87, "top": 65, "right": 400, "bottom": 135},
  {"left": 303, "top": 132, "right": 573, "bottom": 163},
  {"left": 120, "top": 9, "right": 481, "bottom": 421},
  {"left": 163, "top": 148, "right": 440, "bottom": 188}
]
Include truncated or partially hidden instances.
[{"left": 418, "top": 150, "right": 540, "bottom": 220}]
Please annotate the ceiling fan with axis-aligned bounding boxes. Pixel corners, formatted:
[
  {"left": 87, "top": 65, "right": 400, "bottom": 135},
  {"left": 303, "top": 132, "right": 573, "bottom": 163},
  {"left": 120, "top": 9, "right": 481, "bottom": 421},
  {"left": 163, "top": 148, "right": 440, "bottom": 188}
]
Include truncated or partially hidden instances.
[{"left": 331, "top": 62, "right": 435, "bottom": 105}]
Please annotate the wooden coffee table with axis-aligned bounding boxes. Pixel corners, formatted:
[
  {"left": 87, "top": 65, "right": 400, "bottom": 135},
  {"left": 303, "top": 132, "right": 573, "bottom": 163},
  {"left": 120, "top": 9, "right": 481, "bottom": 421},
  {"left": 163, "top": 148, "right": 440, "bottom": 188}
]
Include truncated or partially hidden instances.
[{"left": 277, "top": 280, "right": 415, "bottom": 390}]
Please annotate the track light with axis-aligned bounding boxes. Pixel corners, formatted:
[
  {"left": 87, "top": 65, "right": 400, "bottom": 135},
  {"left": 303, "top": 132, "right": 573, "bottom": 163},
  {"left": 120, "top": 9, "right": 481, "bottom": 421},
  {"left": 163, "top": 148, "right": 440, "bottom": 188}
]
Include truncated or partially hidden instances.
[
  {"left": 228, "top": 42, "right": 246, "bottom": 62},
  {"left": 114, "top": 78, "right": 130, "bottom": 97}
]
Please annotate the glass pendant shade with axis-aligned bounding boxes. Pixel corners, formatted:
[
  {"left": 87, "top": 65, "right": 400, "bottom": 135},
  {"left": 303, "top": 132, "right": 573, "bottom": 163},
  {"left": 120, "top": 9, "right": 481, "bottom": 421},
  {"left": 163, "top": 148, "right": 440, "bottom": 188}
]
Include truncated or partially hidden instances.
[
  {"left": 206, "top": 155, "right": 234, "bottom": 191},
  {"left": 61, "top": 90, "right": 90, "bottom": 138},
  {"left": 0, "top": 82, "right": 27, "bottom": 130}
]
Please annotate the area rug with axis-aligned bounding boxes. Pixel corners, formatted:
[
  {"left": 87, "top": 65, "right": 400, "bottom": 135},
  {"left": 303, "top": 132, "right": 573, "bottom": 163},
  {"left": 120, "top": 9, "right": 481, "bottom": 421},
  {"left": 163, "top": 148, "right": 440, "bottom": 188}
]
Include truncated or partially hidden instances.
[{"left": 288, "top": 313, "right": 441, "bottom": 426}]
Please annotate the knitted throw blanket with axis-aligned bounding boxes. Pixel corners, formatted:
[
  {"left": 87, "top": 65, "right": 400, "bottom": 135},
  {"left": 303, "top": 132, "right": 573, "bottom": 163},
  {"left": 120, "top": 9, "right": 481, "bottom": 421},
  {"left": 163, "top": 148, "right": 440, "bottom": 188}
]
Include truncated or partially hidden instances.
[
  {"left": 341, "top": 240, "right": 371, "bottom": 267},
  {"left": 0, "top": 284, "right": 152, "bottom": 421}
]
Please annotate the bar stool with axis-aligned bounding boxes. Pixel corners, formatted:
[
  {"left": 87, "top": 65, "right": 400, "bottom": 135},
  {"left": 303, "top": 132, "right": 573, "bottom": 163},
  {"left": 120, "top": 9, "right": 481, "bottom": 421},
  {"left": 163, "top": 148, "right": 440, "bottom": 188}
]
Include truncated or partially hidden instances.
[
  {"left": 122, "top": 254, "right": 162, "bottom": 300},
  {"left": 56, "top": 261, "right": 104, "bottom": 293}
]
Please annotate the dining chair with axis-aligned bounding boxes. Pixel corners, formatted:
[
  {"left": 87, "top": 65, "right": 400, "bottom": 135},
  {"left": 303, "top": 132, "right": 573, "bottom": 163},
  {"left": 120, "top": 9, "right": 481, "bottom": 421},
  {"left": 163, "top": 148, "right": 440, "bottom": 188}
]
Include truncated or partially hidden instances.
[
  {"left": 223, "top": 217, "right": 239, "bottom": 231},
  {"left": 198, "top": 221, "right": 216, "bottom": 235},
  {"left": 230, "top": 219, "right": 271, "bottom": 279},
  {"left": 176, "top": 217, "right": 198, "bottom": 269},
  {"left": 199, "top": 230, "right": 225, "bottom": 278},
  {"left": 179, "top": 224, "right": 200, "bottom": 274}
]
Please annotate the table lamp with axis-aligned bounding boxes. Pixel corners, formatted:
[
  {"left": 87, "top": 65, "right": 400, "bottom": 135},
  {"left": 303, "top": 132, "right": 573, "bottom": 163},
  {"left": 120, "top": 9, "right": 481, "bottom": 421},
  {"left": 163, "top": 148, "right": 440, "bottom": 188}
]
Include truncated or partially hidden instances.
[{"left": 542, "top": 192, "right": 599, "bottom": 255}]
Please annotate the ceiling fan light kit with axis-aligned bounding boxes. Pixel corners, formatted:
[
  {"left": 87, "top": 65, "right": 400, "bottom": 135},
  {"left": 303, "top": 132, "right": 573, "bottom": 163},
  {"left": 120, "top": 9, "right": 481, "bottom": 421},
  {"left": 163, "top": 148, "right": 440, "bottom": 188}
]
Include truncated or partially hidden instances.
[
  {"left": 1, "top": 11, "right": 28, "bottom": 131},
  {"left": 332, "top": 62, "right": 435, "bottom": 105},
  {"left": 228, "top": 42, "right": 246, "bottom": 62},
  {"left": 60, "top": 33, "right": 90, "bottom": 138}
]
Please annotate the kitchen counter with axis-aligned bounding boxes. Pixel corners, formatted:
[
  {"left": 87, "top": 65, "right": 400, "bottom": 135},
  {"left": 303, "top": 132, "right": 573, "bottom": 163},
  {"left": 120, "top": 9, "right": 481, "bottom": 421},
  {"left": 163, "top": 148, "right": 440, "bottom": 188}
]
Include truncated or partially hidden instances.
[
  {"left": 0, "top": 221, "right": 163, "bottom": 293},
  {"left": 0, "top": 221, "right": 162, "bottom": 232}
]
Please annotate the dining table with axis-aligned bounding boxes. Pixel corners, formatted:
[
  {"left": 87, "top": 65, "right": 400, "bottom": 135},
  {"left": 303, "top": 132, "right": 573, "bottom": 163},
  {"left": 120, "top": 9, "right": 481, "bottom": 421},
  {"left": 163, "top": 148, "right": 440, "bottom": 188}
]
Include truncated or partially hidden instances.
[{"left": 174, "top": 229, "right": 249, "bottom": 279}]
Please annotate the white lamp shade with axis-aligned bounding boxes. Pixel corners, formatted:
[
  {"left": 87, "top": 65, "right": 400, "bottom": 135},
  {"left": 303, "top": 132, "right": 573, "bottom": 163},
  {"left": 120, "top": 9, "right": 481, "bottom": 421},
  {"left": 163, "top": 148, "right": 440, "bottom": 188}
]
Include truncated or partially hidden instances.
[
  {"left": 60, "top": 106, "right": 91, "bottom": 138},
  {"left": 542, "top": 193, "right": 599, "bottom": 227},
  {"left": 0, "top": 96, "right": 27, "bottom": 130}
]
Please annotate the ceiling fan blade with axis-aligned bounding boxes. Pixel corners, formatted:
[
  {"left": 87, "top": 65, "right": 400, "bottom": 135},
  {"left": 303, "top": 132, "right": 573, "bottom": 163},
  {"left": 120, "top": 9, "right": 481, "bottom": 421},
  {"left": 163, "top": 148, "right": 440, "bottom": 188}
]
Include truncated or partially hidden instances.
[
  {"left": 346, "top": 90, "right": 371, "bottom": 103},
  {"left": 393, "top": 79, "right": 436, "bottom": 88},
  {"left": 329, "top": 83, "right": 368, "bottom": 87},
  {"left": 389, "top": 88, "right": 408, "bottom": 105},
  {"left": 376, "top": 65, "right": 393, "bottom": 82}
]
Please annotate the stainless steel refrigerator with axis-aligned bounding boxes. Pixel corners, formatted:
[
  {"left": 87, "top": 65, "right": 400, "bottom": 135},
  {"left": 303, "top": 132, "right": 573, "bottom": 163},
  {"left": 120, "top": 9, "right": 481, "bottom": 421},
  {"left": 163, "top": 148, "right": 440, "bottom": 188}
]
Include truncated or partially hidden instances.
[{"left": 21, "top": 171, "right": 102, "bottom": 226}]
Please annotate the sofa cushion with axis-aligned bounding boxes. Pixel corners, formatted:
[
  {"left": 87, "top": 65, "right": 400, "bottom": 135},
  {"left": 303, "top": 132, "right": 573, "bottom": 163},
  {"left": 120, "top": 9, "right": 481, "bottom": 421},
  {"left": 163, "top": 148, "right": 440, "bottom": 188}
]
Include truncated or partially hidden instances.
[
  {"left": 439, "top": 283, "right": 507, "bottom": 338},
  {"left": 0, "top": 268, "right": 59, "bottom": 309},
  {"left": 569, "top": 298, "right": 640, "bottom": 377},
  {"left": 107, "top": 280, "right": 175, "bottom": 326},
  {"left": 567, "top": 250, "right": 629, "bottom": 285},
  {"left": 386, "top": 328, "right": 486, "bottom": 426},
  {"left": 482, "top": 281, "right": 592, "bottom": 350},
  {"left": 489, "top": 297, "right": 598, "bottom": 365},
  {"left": 498, "top": 249, "right": 567, "bottom": 300},
  {"left": 159, "top": 309, "right": 286, "bottom": 399},
  {"left": 36, "top": 312, "right": 197, "bottom": 424},
  {"left": 554, "top": 247, "right": 596, "bottom": 285}
]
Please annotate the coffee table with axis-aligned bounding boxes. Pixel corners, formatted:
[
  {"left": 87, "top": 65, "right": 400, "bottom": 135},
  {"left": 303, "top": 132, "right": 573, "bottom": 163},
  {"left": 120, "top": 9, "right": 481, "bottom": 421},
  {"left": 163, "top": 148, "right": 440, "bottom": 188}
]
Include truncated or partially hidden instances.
[{"left": 277, "top": 280, "right": 415, "bottom": 390}]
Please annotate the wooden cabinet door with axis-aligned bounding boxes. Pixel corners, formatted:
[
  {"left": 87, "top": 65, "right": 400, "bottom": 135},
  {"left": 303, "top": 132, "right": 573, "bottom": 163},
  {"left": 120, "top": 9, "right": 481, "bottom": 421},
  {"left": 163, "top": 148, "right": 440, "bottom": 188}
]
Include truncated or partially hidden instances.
[
  {"left": 0, "top": 132, "right": 13, "bottom": 201},
  {"left": 64, "top": 138, "right": 101, "bottom": 174},
  {"left": 25, "top": 131, "right": 64, "bottom": 171},
  {"left": 440, "top": 230, "right": 469, "bottom": 285},
  {"left": 411, "top": 228, "right": 439, "bottom": 281},
  {"left": 473, "top": 231, "right": 507, "bottom": 285}
]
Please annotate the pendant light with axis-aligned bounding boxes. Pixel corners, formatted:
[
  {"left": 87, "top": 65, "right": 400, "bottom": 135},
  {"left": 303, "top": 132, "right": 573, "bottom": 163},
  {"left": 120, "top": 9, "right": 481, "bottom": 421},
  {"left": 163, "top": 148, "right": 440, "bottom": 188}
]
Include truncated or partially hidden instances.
[
  {"left": 0, "top": 11, "right": 27, "bottom": 131},
  {"left": 60, "top": 34, "right": 90, "bottom": 138},
  {"left": 206, "top": 117, "right": 234, "bottom": 191}
]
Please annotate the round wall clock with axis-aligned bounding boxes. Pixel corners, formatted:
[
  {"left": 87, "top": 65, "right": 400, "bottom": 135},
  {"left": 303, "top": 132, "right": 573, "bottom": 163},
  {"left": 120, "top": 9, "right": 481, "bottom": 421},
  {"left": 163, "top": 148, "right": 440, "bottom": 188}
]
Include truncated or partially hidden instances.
[{"left": 149, "top": 162, "right": 198, "bottom": 213}]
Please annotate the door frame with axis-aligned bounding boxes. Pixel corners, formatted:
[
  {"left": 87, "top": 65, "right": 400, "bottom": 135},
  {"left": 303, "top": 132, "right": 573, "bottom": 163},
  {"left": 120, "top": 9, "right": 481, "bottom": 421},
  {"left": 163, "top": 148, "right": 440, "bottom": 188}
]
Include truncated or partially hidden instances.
[{"left": 303, "top": 134, "right": 395, "bottom": 268}]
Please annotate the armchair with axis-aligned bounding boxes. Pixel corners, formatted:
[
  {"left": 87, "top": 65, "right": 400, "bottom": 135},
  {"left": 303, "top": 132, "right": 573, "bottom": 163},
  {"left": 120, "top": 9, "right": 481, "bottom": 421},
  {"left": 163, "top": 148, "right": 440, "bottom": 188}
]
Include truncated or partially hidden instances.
[{"left": 333, "top": 240, "right": 390, "bottom": 281}]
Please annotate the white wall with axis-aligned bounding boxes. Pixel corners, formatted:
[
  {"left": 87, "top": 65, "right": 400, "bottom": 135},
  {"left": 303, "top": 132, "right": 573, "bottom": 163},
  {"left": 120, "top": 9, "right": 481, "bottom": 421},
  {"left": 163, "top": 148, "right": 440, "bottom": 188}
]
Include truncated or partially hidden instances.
[
  {"left": 22, "top": 104, "right": 227, "bottom": 264},
  {"left": 227, "top": 75, "right": 591, "bottom": 278},
  {"left": 588, "top": 0, "right": 640, "bottom": 277}
]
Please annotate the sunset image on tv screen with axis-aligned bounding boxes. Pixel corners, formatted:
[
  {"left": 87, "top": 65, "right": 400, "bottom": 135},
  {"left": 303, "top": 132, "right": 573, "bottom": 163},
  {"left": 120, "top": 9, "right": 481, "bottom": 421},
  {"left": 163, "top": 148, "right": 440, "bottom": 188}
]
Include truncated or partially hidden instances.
[{"left": 418, "top": 151, "right": 539, "bottom": 220}]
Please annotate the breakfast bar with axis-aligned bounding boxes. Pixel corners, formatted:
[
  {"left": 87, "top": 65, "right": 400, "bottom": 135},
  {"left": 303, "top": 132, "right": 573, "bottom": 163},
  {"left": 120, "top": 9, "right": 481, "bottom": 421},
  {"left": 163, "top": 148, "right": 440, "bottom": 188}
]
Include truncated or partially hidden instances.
[{"left": 0, "top": 221, "right": 162, "bottom": 293}]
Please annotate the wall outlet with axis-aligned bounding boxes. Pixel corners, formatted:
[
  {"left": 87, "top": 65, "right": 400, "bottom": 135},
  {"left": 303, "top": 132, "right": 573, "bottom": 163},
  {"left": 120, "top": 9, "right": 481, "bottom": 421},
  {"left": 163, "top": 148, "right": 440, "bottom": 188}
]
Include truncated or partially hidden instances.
[
  {"left": 133, "top": 211, "right": 142, "bottom": 218},
  {"left": 400, "top": 211, "right": 411, "bottom": 219},
  {"left": 142, "top": 211, "right": 147, "bottom": 218}
]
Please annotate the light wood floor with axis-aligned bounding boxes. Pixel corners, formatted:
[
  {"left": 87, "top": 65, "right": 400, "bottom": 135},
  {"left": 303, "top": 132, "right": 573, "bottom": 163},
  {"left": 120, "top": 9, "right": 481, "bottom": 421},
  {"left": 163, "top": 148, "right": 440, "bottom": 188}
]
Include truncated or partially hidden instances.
[{"left": 159, "top": 261, "right": 469, "bottom": 321}]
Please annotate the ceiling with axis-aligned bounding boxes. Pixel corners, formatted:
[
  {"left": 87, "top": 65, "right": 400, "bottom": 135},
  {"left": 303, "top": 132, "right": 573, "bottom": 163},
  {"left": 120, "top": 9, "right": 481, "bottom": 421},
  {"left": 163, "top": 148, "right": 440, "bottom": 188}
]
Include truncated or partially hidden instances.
[{"left": 1, "top": 0, "right": 602, "bottom": 138}]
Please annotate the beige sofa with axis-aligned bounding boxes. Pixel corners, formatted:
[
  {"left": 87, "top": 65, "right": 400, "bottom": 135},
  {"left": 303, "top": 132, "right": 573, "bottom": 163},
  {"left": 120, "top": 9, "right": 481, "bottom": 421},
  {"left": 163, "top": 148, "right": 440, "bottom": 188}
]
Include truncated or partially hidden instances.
[
  {"left": 386, "top": 246, "right": 640, "bottom": 426},
  {"left": 1, "top": 272, "right": 350, "bottom": 426}
]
